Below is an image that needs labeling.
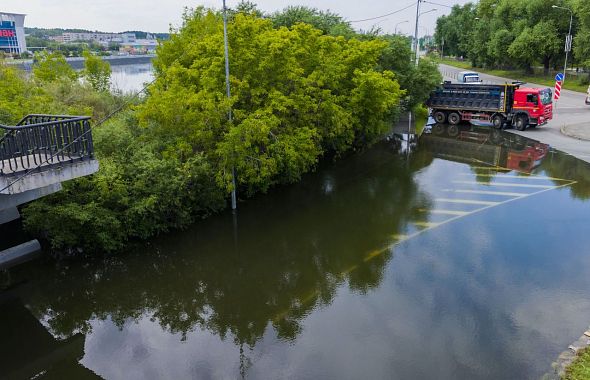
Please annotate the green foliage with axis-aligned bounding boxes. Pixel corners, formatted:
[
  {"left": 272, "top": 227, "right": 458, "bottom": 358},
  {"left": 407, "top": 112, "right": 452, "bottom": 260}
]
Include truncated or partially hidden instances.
[
  {"left": 271, "top": 6, "right": 355, "bottom": 37},
  {"left": 23, "top": 113, "right": 226, "bottom": 253},
  {"left": 435, "top": 0, "right": 578, "bottom": 71},
  {"left": 508, "top": 22, "right": 561, "bottom": 72},
  {"left": 82, "top": 51, "right": 112, "bottom": 92},
  {"left": 0, "top": 62, "right": 50, "bottom": 124},
  {"left": 564, "top": 347, "right": 590, "bottom": 380},
  {"left": 18, "top": 6, "right": 433, "bottom": 254},
  {"left": 32, "top": 51, "right": 78, "bottom": 83},
  {"left": 143, "top": 10, "right": 404, "bottom": 195}
]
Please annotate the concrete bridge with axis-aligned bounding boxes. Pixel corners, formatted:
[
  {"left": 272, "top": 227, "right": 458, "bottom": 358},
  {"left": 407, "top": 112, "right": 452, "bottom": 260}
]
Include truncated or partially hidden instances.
[{"left": 0, "top": 114, "right": 99, "bottom": 269}]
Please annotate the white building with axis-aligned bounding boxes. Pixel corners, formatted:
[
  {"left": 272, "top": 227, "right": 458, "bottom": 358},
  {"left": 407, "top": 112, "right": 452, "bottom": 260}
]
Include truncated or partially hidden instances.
[
  {"left": 60, "top": 32, "right": 137, "bottom": 44},
  {"left": 0, "top": 12, "right": 27, "bottom": 54}
]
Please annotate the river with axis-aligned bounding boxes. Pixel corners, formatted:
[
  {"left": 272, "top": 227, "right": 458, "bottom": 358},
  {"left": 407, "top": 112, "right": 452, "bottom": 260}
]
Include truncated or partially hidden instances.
[
  {"left": 110, "top": 63, "right": 154, "bottom": 94},
  {"left": 2, "top": 103, "right": 590, "bottom": 377}
]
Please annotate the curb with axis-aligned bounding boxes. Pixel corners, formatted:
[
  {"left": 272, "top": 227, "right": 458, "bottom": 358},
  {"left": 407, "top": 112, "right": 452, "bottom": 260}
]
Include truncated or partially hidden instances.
[{"left": 560, "top": 123, "right": 590, "bottom": 142}]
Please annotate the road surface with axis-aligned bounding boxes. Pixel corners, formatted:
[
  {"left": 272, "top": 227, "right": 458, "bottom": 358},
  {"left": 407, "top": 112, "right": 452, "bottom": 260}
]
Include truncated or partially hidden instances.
[{"left": 439, "top": 64, "right": 590, "bottom": 163}]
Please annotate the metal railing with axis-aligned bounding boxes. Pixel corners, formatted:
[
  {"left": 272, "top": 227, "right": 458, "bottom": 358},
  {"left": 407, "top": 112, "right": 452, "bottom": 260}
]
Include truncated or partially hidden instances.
[{"left": 0, "top": 114, "right": 94, "bottom": 176}]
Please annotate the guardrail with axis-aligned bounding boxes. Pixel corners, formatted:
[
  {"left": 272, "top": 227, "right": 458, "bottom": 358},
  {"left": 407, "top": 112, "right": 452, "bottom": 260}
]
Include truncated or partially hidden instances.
[{"left": 0, "top": 114, "right": 94, "bottom": 176}]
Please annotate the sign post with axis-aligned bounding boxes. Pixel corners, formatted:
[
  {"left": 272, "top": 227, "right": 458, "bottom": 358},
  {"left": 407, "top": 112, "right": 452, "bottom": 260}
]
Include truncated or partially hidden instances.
[{"left": 554, "top": 73, "right": 563, "bottom": 102}]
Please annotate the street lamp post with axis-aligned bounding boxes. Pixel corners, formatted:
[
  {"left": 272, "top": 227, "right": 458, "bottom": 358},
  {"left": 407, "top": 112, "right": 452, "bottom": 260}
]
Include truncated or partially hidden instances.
[
  {"left": 413, "top": 6, "right": 437, "bottom": 66},
  {"left": 394, "top": 20, "right": 409, "bottom": 35},
  {"left": 552, "top": 4, "right": 574, "bottom": 83},
  {"left": 222, "top": 0, "right": 237, "bottom": 210}
]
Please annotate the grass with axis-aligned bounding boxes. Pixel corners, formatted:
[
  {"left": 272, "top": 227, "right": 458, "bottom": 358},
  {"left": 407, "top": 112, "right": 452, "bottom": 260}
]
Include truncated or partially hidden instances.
[
  {"left": 564, "top": 347, "right": 590, "bottom": 380},
  {"left": 438, "top": 57, "right": 589, "bottom": 93}
]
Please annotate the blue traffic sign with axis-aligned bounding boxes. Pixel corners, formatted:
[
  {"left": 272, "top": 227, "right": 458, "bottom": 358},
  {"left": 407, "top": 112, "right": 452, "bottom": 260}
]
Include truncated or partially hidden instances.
[{"left": 555, "top": 73, "right": 564, "bottom": 81}]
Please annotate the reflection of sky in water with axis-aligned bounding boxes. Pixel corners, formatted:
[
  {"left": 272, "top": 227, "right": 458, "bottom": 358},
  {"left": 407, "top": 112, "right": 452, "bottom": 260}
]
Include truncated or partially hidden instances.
[
  {"left": 5, "top": 128, "right": 590, "bottom": 380},
  {"left": 75, "top": 157, "right": 590, "bottom": 380},
  {"left": 109, "top": 63, "right": 154, "bottom": 94}
]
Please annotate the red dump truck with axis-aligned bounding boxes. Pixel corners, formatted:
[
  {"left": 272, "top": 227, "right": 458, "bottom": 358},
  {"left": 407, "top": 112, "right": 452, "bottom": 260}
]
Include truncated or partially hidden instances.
[{"left": 426, "top": 82, "right": 553, "bottom": 130}]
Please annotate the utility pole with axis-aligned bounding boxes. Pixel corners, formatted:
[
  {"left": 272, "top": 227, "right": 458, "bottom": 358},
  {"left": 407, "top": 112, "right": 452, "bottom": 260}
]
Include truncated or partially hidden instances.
[
  {"left": 413, "top": 0, "right": 422, "bottom": 66},
  {"left": 222, "top": 0, "right": 237, "bottom": 210},
  {"left": 552, "top": 5, "right": 574, "bottom": 83}
]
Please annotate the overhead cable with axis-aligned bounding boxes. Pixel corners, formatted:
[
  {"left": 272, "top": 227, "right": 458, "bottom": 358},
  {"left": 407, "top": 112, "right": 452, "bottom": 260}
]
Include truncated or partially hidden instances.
[{"left": 348, "top": 2, "right": 417, "bottom": 23}]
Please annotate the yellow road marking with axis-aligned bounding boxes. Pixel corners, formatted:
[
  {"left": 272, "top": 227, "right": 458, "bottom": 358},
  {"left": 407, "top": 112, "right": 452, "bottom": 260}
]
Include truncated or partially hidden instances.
[
  {"left": 460, "top": 173, "right": 570, "bottom": 181},
  {"left": 451, "top": 189, "right": 528, "bottom": 197},
  {"left": 471, "top": 166, "right": 510, "bottom": 171},
  {"left": 421, "top": 209, "right": 470, "bottom": 216},
  {"left": 452, "top": 180, "right": 555, "bottom": 189},
  {"left": 274, "top": 179, "right": 577, "bottom": 322},
  {"left": 435, "top": 198, "right": 499, "bottom": 206},
  {"left": 392, "top": 234, "right": 409, "bottom": 241},
  {"left": 413, "top": 221, "right": 440, "bottom": 228},
  {"left": 363, "top": 249, "right": 383, "bottom": 262},
  {"left": 341, "top": 265, "right": 359, "bottom": 275}
]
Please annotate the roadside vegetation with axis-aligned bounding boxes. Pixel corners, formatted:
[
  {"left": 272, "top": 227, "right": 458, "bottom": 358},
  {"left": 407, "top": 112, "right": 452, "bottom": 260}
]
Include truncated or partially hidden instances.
[
  {"left": 1, "top": 4, "right": 441, "bottom": 254},
  {"left": 564, "top": 348, "right": 590, "bottom": 380},
  {"left": 434, "top": 0, "right": 590, "bottom": 91}
]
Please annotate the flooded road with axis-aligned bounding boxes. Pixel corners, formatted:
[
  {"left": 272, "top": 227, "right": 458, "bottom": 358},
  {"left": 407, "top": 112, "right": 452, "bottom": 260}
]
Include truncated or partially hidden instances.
[{"left": 2, "top": 124, "right": 590, "bottom": 379}]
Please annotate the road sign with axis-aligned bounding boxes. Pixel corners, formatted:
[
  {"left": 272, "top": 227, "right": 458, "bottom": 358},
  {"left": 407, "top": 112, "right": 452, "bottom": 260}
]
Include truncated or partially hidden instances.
[
  {"left": 555, "top": 73, "right": 564, "bottom": 82},
  {"left": 554, "top": 80, "right": 562, "bottom": 100},
  {"left": 565, "top": 34, "right": 572, "bottom": 53}
]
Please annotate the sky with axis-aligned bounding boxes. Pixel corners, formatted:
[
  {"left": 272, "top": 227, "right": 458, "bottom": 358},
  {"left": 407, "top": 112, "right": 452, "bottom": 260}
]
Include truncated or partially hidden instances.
[{"left": 2, "top": 0, "right": 471, "bottom": 36}]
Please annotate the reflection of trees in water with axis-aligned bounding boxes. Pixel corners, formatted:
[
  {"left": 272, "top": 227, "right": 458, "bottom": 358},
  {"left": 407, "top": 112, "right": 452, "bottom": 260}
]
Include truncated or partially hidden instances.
[
  {"left": 540, "top": 151, "right": 590, "bottom": 200},
  {"left": 14, "top": 141, "right": 434, "bottom": 348}
]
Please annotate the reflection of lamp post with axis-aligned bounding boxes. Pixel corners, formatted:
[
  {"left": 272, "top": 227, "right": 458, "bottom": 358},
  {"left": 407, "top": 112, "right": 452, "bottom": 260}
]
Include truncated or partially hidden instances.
[
  {"left": 552, "top": 4, "right": 574, "bottom": 83},
  {"left": 222, "top": 0, "right": 237, "bottom": 210},
  {"left": 394, "top": 20, "right": 409, "bottom": 34},
  {"left": 413, "top": 8, "right": 437, "bottom": 65}
]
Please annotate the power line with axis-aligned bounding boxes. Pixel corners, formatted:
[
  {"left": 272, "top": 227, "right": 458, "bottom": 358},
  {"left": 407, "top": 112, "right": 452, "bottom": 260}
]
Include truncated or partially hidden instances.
[
  {"left": 348, "top": 2, "right": 417, "bottom": 23},
  {"left": 422, "top": 0, "right": 453, "bottom": 9}
]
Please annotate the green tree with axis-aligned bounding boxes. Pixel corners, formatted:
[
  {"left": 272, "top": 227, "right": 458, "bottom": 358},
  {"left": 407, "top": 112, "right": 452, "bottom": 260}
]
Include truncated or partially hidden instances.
[
  {"left": 574, "top": 0, "right": 590, "bottom": 68},
  {"left": 32, "top": 51, "right": 78, "bottom": 83},
  {"left": 508, "top": 21, "right": 561, "bottom": 73},
  {"left": 82, "top": 51, "right": 112, "bottom": 92},
  {"left": 271, "top": 6, "right": 355, "bottom": 37}
]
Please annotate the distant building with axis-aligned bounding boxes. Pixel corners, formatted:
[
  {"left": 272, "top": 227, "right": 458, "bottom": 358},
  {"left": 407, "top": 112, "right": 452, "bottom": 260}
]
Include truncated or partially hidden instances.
[
  {"left": 119, "top": 39, "right": 158, "bottom": 54},
  {"left": 56, "top": 32, "right": 137, "bottom": 45},
  {"left": 0, "top": 12, "right": 27, "bottom": 54}
]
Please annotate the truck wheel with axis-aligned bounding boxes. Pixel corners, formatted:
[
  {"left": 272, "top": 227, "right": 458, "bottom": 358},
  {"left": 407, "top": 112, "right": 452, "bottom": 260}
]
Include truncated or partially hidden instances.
[
  {"left": 433, "top": 111, "right": 447, "bottom": 124},
  {"left": 448, "top": 125, "right": 459, "bottom": 137},
  {"left": 515, "top": 115, "right": 528, "bottom": 131},
  {"left": 448, "top": 112, "right": 461, "bottom": 125},
  {"left": 492, "top": 115, "right": 504, "bottom": 129}
]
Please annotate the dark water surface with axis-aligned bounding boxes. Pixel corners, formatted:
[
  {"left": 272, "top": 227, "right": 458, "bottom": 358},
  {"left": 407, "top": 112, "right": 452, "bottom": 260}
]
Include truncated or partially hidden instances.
[{"left": 2, "top": 124, "right": 590, "bottom": 380}]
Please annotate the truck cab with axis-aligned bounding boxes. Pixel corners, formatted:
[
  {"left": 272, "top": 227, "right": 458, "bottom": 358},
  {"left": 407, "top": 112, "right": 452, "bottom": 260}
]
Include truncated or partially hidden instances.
[
  {"left": 512, "top": 87, "right": 553, "bottom": 127},
  {"left": 458, "top": 71, "right": 482, "bottom": 84}
]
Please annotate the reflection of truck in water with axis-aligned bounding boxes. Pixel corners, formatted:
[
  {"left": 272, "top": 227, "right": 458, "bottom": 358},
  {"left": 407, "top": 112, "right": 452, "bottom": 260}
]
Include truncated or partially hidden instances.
[
  {"left": 458, "top": 71, "right": 482, "bottom": 84},
  {"left": 421, "top": 124, "right": 549, "bottom": 173},
  {"left": 426, "top": 82, "right": 553, "bottom": 130}
]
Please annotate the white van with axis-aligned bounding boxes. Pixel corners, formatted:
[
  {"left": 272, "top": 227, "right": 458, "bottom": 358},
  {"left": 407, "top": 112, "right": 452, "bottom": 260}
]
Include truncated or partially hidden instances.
[
  {"left": 586, "top": 85, "right": 590, "bottom": 105},
  {"left": 458, "top": 71, "right": 482, "bottom": 84}
]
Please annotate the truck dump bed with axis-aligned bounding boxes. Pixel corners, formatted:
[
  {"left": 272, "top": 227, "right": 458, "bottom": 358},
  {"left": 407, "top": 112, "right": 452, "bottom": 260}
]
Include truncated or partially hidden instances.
[{"left": 426, "top": 83, "right": 517, "bottom": 113}]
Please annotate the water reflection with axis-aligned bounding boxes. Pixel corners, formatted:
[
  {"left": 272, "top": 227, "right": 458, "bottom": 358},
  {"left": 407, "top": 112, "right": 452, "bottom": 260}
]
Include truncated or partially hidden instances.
[
  {"left": 423, "top": 124, "right": 549, "bottom": 173},
  {"left": 3, "top": 126, "right": 590, "bottom": 379}
]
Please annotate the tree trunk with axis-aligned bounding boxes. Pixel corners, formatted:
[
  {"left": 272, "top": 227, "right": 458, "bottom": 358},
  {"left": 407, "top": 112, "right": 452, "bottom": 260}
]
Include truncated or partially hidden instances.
[{"left": 543, "top": 56, "right": 550, "bottom": 76}]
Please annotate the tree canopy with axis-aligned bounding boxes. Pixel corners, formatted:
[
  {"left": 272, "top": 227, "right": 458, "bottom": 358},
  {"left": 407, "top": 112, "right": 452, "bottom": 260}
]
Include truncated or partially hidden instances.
[{"left": 435, "top": 0, "right": 590, "bottom": 72}]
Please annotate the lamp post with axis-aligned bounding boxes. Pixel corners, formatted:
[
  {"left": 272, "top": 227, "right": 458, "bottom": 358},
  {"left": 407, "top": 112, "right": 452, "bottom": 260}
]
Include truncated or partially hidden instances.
[
  {"left": 394, "top": 20, "right": 409, "bottom": 35},
  {"left": 552, "top": 4, "right": 574, "bottom": 83},
  {"left": 222, "top": 0, "right": 237, "bottom": 210},
  {"left": 413, "top": 7, "right": 437, "bottom": 65}
]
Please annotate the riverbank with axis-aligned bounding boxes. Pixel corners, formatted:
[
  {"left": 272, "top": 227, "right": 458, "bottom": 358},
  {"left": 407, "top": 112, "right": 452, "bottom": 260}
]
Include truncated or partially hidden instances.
[
  {"left": 438, "top": 57, "right": 589, "bottom": 93},
  {"left": 5, "top": 54, "right": 155, "bottom": 70}
]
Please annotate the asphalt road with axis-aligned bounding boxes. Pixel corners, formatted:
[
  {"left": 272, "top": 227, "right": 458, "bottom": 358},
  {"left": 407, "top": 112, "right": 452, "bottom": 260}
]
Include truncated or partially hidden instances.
[{"left": 439, "top": 64, "right": 590, "bottom": 164}]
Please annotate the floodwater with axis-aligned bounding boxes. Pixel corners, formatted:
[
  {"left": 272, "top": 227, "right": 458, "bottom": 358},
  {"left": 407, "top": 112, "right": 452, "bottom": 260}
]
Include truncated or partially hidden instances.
[
  {"left": 109, "top": 63, "right": 154, "bottom": 94},
  {"left": 2, "top": 123, "right": 590, "bottom": 380}
]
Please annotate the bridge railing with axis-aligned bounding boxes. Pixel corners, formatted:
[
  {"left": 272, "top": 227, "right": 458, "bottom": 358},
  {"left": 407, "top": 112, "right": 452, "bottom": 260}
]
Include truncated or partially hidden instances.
[{"left": 0, "top": 114, "right": 94, "bottom": 176}]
